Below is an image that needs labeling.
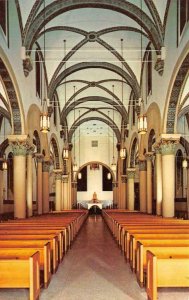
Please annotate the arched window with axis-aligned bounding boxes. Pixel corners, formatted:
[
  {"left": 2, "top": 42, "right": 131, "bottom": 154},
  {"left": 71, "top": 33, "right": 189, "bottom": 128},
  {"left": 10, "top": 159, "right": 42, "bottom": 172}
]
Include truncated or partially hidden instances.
[
  {"left": 148, "top": 129, "right": 156, "bottom": 152},
  {"left": 33, "top": 130, "right": 41, "bottom": 153},
  {"left": 130, "top": 138, "right": 138, "bottom": 167}
]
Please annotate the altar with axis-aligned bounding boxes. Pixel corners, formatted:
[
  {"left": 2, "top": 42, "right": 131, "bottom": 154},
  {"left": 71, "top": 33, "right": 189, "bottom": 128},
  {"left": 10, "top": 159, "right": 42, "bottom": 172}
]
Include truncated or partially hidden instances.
[
  {"left": 87, "top": 203, "right": 102, "bottom": 210},
  {"left": 87, "top": 192, "right": 103, "bottom": 210}
]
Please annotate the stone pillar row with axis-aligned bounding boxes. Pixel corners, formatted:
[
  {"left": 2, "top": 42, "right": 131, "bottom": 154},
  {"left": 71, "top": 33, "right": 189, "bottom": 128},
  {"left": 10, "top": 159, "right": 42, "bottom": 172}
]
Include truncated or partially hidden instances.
[
  {"left": 126, "top": 168, "right": 135, "bottom": 211},
  {"left": 137, "top": 134, "right": 180, "bottom": 218},
  {"left": 53, "top": 170, "right": 73, "bottom": 211},
  {"left": 7, "top": 135, "right": 52, "bottom": 219}
]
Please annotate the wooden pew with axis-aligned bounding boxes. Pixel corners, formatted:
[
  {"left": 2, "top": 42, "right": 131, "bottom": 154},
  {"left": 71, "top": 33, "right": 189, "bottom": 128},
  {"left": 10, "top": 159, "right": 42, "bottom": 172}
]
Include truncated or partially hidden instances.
[
  {"left": 0, "top": 241, "right": 51, "bottom": 288},
  {"left": 120, "top": 223, "right": 189, "bottom": 251},
  {"left": 129, "top": 233, "right": 189, "bottom": 271},
  {"left": 0, "top": 234, "right": 59, "bottom": 273},
  {"left": 0, "top": 250, "right": 40, "bottom": 300},
  {"left": 0, "top": 226, "right": 65, "bottom": 260},
  {"left": 124, "top": 227, "right": 189, "bottom": 257},
  {"left": 146, "top": 250, "right": 189, "bottom": 300},
  {"left": 136, "top": 240, "right": 189, "bottom": 287},
  {"left": 0, "top": 228, "right": 64, "bottom": 262}
]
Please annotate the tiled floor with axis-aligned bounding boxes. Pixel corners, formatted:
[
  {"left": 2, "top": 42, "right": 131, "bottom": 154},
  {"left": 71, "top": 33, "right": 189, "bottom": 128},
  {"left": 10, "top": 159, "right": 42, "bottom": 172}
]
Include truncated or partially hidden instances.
[{"left": 0, "top": 215, "right": 189, "bottom": 300}]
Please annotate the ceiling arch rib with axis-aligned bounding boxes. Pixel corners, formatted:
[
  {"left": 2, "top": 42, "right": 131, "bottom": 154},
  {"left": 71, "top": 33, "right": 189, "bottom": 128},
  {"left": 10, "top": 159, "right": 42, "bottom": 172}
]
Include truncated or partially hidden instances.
[
  {"left": 68, "top": 116, "right": 121, "bottom": 144},
  {"left": 36, "top": 26, "right": 140, "bottom": 86},
  {"left": 59, "top": 81, "right": 128, "bottom": 120},
  {"left": 144, "top": 0, "right": 163, "bottom": 35},
  {"left": 49, "top": 62, "right": 140, "bottom": 101},
  {"left": 69, "top": 107, "right": 118, "bottom": 131},
  {"left": 97, "top": 37, "right": 137, "bottom": 81},
  {"left": 23, "top": 0, "right": 163, "bottom": 54},
  {"left": 49, "top": 37, "right": 88, "bottom": 88},
  {"left": 61, "top": 96, "right": 128, "bottom": 126},
  {"left": 98, "top": 26, "right": 148, "bottom": 38},
  {"left": 23, "top": 0, "right": 43, "bottom": 42},
  {"left": 0, "top": 107, "right": 11, "bottom": 122},
  {"left": 58, "top": 78, "right": 131, "bottom": 88}
]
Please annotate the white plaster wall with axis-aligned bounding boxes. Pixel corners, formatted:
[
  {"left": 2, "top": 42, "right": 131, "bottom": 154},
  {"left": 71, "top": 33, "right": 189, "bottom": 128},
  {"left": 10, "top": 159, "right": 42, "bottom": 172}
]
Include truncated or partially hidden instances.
[{"left": 73, "top": 134, "right": 117, "bottom": 167}]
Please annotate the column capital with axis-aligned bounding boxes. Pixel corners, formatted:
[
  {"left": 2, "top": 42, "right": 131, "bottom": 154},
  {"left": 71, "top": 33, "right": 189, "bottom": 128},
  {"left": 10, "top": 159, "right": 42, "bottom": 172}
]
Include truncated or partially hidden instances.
[
  {"left": 8, "top": 134, "right": 29, "bottom": 156},
  {"left": 153, "top": 145, "right": 161, "bottom": 154},
  {"left": 72, "top": 181, "right": 77, "bottom": 188},
  {"left": 27, "top": 144, "right": 35, "bottom": 155},
  {"left": 139, "top": 160, "right": 147, "bottom": 171},
  {"left": 62, "top": 174, "right": 69, "bottom": 183},
  {"left": 145, "top": 152, "right": 154, "bottom": 161},
  {"left": 54, "top": 169, "right": 62, "bottom": 180},
  {"left": 127, "top": 168, "right": 136, "bottom": 179},
  {"left": 35, "top": 153, "right": 44, "bottom": 162},
  {"left": 121, "top": 175, "right": 127, "bottom": 183},
  {"left": 112, "top": 181, "right": 118, "bottom": 188},
  {"left": 42, "top": 160, "right": 50, "bottom": 172},
  {"left": 156, "top": 134, "right": 181, "bottom": 156}
]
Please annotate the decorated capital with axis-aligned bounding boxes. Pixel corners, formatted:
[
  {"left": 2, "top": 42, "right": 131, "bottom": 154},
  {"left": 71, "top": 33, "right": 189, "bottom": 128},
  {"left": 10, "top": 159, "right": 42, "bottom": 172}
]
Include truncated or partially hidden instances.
[
  {"left": 42, "top": 160, "right": 50, "bottom": 172},
  {"left": 139, "top": 160, "right": 147, "bottom": 171},
  {"left": 8, "top": 135, "right": 29, "bottom": 156},
  {"left": 127, "top": 168, "right": 136, "bottom": 179},
  {"left": 54, "top": 169, "right": 62, "bottom": 180}
]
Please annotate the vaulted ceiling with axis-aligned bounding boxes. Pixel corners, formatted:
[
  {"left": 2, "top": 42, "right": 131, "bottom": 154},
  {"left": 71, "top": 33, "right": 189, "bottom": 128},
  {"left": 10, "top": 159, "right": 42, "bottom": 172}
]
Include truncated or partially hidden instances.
[{"left": 16, "top": 0, "right": 169, "bottom": 144}]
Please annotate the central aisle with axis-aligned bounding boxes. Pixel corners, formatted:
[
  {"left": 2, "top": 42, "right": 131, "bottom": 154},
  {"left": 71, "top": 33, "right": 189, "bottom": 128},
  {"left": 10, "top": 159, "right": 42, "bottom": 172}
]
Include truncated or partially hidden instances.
[
  {"left": 40, "top": 215, "right": 189, "bottom": 300},
  {"left": 41, "top": 215, "right": 146, "bottom": 300}
]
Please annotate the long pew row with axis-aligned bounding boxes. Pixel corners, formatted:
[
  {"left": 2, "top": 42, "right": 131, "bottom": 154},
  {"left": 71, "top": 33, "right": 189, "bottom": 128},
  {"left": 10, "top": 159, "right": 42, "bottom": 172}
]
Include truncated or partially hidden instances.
[
  {"left": 0, "top": 209, "right": 88, "bottom": 300},
  {"left": 102, "top": 209, "right": 189, "bottom": 300}
]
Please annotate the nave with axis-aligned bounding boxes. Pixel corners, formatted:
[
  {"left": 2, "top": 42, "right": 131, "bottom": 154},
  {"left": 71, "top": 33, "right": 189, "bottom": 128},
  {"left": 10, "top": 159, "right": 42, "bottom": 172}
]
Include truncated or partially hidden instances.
[{"left": 0, "top": 215, "right": 188, "bottom": 300}]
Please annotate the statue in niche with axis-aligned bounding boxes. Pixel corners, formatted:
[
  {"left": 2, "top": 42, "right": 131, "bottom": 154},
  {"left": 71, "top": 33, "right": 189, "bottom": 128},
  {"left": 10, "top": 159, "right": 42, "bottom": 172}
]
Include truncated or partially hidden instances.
[{"left": 92, "top": 192, "right": 98, "bottom": 203}]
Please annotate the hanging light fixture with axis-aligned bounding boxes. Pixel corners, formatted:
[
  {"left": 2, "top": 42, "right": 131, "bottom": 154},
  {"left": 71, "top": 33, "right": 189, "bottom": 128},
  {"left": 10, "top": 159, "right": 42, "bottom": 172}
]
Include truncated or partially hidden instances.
[
  {"left": 137, "top": 98, "right": 147, "bottom": 134},
  {"left": 111, "top": 85, "right": 117, "bottom": 172},
  {"left": 107, "top": 110, "right": 111, "bottom": 180},
  {"left": 119, "top": 38, "right": 127, "bottom": 159},
  {"left": 2, "top": 153, "right": 7, "bottom": 171},
  {"left": 40, "top": 0, "right": 50, "bottom": 133},
  {"left": 78, "top": 110, "right": 82, "bottom": 179},
  {"left": 2, "top": 116, "right": 7, "bottom": 171},
  {"left": 73, "top": 86, "right": 78, "bottom": 173},
  {"left": 63, "top": 146, "right": 69, "bottom": 160},
  {"left": 137, "top": 0, "right": 147, "bottom": 135},
  {"left": 182, "top": 115, "right": 188, "bottom": 169}
]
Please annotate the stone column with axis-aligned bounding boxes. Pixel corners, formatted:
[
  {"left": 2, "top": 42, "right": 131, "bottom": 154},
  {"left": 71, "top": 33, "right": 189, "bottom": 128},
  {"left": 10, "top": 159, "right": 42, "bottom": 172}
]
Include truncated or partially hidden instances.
[
  {"left": 121, "top": 175, "right": 127, "bottom": 209},
  {"left": 72, "top": 181, "right": 77, "bottom": 208},
  {"left": 112, "top": 181, "right": 118, "bottom": 207},
  {"left": 54, "top": 169, "right": 62, "bottom": 211},
  {"left": 26, "top": 146, "right": 35, "bottom": 217},
  {"left": 67, "top": 149, "right": 72, "bottom": 210},
  {"left": 8, "top": 135, "right": 28, "bottom": 219},
  {"left": 62, "top": 175, "right": 69, "bottom": 210},
  {"left": 42, "top": 160, "right": 50, "bottom": 213},
  {"left": 154, "top": 147, "right": 162, "bottom": 215},
  {"left": 187, "top": 166, "right": 189, "bottom": 219},
  {"left": 145, "top": 153, "right": 153, "bottom": 214},
  {"left": 127, "top": 168, "right": 135, "bottom": 211},
  {"left": 35, "top": 154, "right": 43, "bottom": 215},
  {"left": 0, "top": 163, "right": 3, "bottom": 214},
  {"left": 139, "top": 160, "right": 147, "bottom": 212},
  {"left": 160, "top": 138, "right": 179, "bottom": 218}
]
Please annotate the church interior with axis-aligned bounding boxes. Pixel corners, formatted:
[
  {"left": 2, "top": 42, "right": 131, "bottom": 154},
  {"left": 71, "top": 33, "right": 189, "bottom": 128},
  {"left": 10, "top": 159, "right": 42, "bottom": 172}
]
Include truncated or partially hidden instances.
[{"left": 0, "top": 0, "right": 189, "bottom": 299}]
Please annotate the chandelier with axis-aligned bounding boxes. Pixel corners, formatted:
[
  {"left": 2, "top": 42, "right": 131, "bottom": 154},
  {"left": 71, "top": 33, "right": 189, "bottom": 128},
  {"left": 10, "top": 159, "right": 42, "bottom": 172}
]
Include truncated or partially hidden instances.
[{"left": 40, "top": 0, "right": 50, "bottom": 133}]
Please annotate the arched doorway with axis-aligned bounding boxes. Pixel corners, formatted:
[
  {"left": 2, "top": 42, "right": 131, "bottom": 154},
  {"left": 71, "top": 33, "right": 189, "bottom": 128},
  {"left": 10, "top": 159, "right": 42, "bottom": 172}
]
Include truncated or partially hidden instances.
[{"left": 76, "top": 161, "right": 115, "bottom": 209}]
